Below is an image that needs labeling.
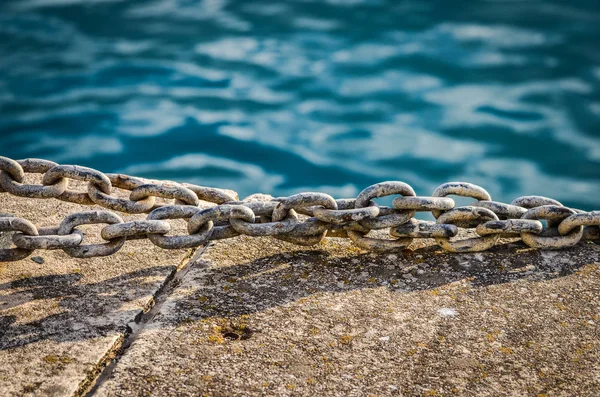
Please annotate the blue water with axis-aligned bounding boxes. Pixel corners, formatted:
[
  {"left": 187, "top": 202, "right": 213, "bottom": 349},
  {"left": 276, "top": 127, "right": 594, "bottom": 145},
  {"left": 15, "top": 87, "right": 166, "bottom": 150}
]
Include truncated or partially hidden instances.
[{"left": 0, "top": 0, "right": 599, "bottom": 210}]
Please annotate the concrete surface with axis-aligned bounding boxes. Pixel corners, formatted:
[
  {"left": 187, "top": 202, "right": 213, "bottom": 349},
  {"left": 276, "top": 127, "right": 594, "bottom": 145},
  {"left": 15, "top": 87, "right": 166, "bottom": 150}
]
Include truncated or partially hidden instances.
[
  {"left": 0, "top": 183, "right": 194, "bottom": 396},
  {"left": 96, "top": 235, "right": 600, "bottom": 397},
  {"left": 1, "top": 184, "right": 599, "bottom": 397}
]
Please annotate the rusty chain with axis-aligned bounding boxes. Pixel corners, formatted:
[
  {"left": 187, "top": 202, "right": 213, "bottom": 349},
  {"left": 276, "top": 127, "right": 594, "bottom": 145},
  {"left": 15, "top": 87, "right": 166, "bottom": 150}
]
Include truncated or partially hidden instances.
[{"left": 0, "top": 156, "right": 598, "bottom": 261}]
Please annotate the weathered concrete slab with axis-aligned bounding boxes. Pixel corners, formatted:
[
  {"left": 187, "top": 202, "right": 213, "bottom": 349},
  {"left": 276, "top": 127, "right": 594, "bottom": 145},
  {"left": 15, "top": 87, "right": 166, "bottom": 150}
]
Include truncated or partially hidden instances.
[
  {"left": 96, "top": 234, "right": 600, "bottom": 396},
  {"left": 0, "top": 187, "right": 194, "bottom": 396}
]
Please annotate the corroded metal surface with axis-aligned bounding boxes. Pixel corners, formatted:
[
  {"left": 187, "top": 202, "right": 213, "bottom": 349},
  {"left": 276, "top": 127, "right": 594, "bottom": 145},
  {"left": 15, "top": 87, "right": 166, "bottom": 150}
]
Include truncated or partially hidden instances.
[
  {"left": 230, "top": 210, "right": 298, "bottom": 236},
  {"left": 355, "top": 181, "right": 416, "bottom": 230},
  {"left": 0, "top": 155, "right": 598, "bottom": 260},
  {"left": 558, "top": 211, "right": 600, "bottom": 235},
  {"left": 13, "top": 229, "right": 84, "bottom": 250},
  {"left": 511, "top": 195, "right": 562, "bottom": 209},
  {"left": 475, "top": 219, "right": 544, "bottom": 236},
  {"left": 347, "top": 229, "right": 412, "bottom": 252},
  {"left": 392, "top": 196, "right": 455, "bottom": 211},
  {"left": 391, "top": 219, "right": 458, "bottom": 238},
  {"left": 101, "top": 220, "right": 172, "bottom": 240},
  {"left": 146, "top": 206, "right": 213, "bottom": 249},
  {"left": 58, "top": 211, "right": 126, "bottom": 258},
  {"left": 89, "top": 174, "right": 156, "bottom": 214},
  {"left": 188, "top": 204, "right": 255, "bottom": 243},
  {"left": 435, "top": 207, "right": 501, "bottom": 253},
  {"left": 0, "top": 217, "right": 38, "bottom": 261},
  {"left": 182, "top": 183, "right": 238, "bottom": 204},
  {"left": 431, "top": 182, "right": 492, "bottom": 218},
  {"left": 313, "top": 199, "right": 379, "bottom": 224},
  {"left": 130, "top": 183, "right": 199, "bottom": 207},
  {"left": 471, "top": 200, "right": 527, "bottom": 220},
  {"left": 0, "top": 158, "right": 68, "bottom": 198},
  {"left": 521, "top": 206, "right": 585, "bottom": 250},
  {"left": 43, "top": 164, "right": 112, "bottom": 205}
]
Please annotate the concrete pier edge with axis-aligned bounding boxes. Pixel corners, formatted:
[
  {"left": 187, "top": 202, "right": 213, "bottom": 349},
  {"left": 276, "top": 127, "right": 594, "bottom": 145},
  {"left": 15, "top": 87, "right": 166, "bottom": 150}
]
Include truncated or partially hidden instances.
[{"left": 1, "top": 189, "right": 599, "bottom": 396}]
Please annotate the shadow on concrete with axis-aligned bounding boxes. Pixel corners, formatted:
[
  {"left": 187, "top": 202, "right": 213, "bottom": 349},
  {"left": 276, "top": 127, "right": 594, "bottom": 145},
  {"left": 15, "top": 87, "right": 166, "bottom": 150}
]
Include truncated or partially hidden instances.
[
  {"left": 170, "top": 240, "right": 598, "bottom": 322},
  {"left": 0, "top": 241, "right": 597, "bottom": 348},
  {"left": 0, "top": 266, "right": 175, "bottom": 350}
]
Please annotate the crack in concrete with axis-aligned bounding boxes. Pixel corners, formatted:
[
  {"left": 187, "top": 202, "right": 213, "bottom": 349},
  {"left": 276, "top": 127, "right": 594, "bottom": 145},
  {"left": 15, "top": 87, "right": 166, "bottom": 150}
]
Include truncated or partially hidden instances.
[{"left": 81, "top": 244, "right": 209, "bottom": 397}]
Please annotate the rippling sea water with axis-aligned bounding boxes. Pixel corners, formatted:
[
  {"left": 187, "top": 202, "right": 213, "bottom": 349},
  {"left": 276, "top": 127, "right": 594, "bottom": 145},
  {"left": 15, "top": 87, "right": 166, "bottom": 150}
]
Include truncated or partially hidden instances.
[{"left": 0, "top": 0, "right": 599, "bottom": 209}]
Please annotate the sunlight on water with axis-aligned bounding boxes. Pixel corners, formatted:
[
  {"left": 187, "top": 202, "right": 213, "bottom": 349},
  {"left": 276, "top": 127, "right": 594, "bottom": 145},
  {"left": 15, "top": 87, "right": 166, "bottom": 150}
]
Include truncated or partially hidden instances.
[{"left": 0, "top": 0, "right": 598, "bottom": 209}]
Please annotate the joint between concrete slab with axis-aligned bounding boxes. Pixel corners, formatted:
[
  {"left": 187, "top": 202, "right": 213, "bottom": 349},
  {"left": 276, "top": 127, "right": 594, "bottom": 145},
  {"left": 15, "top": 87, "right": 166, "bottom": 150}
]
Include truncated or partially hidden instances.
[{"left": 83, "top": 245, "right": 207, "bottom": 396}]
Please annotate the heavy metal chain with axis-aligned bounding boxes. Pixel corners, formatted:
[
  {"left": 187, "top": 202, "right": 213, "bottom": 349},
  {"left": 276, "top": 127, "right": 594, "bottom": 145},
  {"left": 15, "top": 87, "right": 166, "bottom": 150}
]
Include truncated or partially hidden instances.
[{"left": 0, "top": 156, "right": 598, "bottom": 262}]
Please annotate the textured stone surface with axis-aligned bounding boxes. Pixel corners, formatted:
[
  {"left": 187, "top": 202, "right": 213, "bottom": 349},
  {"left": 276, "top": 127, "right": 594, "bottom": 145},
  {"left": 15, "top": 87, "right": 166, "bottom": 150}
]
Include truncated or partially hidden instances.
[
  {"left": 96, "top": 234, "right": 600, "bottom": 396},
  {"left": 0, "top": 186, "right": 193, "bottom": 396},
  {"left": 2, "top": 178, "right": 600, "bottom": 397}
]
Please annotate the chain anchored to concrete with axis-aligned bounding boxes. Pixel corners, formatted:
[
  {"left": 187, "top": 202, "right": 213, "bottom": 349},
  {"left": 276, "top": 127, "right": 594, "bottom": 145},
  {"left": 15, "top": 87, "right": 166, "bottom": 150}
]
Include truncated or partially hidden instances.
[{"left": 0, "top": 156, "right": 598, "bottom": 261}]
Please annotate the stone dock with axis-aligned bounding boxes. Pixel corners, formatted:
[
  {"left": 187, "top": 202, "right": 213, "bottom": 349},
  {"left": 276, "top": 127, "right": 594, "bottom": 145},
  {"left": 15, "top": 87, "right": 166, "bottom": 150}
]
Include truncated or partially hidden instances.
[{"left": 1, "top": 194, "right": 599, "bottom": 396}]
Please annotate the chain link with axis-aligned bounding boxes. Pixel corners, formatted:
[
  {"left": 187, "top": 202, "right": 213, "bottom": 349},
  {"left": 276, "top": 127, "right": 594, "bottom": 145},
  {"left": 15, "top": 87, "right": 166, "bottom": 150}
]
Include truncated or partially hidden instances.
[
  {"left": 13, "top": 227, "right": 84, "bottom": 250},
  {"left": 434, "top": 207, "right": 500, "bottom": 252},
  {"left": 0, "top": 217, "right": 38, "bottom": 261},
  {"left": 520, "top": 206, "right": 584, "bottom": 249},
  {"left": 43, "top": 164, "right": 112, "bottom": 205},
  {"left": 0, "top": 158, "right": 68, "bottom": 198},
  {"left": 88, "top": 174, "right": 157, "bottom": 214},
  {"left": 58, "top": 210, "right": 126, "bottom": 258},
  {"left": 0, "top": 156, "right": 598, "bottom": 261}
]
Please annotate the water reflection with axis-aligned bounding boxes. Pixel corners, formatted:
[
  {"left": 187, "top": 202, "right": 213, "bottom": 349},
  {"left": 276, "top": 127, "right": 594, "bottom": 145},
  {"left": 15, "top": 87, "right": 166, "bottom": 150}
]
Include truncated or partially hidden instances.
[{"left": 0, "top": 0, "right": 598, "bottom": 209}]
